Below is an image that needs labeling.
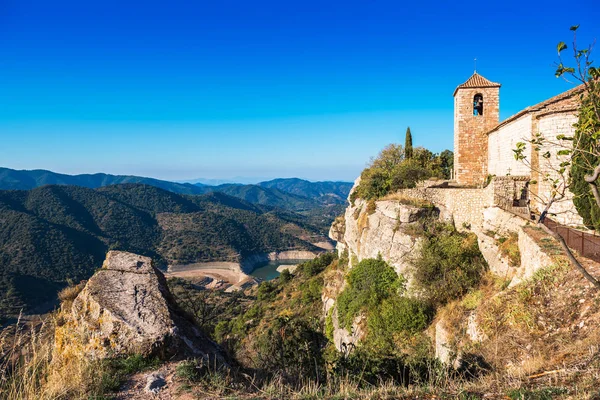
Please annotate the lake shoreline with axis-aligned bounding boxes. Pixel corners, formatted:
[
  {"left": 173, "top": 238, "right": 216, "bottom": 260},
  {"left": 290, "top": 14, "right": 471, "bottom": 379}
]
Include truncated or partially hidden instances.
[{"left": 166, "top": 250, "right": 323, "bottom": 285}]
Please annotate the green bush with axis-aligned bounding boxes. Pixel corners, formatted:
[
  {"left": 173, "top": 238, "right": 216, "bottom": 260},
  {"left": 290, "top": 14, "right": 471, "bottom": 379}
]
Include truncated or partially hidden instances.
[
  {"left": 381, "top": 296, "right": 432, "bottom": 333},
  {"left": 412, "top": 223, "right": 487, "bottom": 306},
  {"left": 337, "top": 258, "right": 406, "bottom": 329},
  {"left": 253, "top": 316, "right": 327, "bottom": 384},
  {"left": 296, "top": 252, "right": 336, "bottom": 277},
  {"left": 279, "top": 268, "right": 292, "bottom": 283},
  {"left": 300, "top": 276, "right": 324, "bottom": 305},
  {"left": 175, "top": 359, "right": 201, "bottom": 382},
  {"left": 257, "top": 281, "right": 278, "bottom": 301},
  {"left": 354, "top": 144, "right": 451, "bottom": 200}
]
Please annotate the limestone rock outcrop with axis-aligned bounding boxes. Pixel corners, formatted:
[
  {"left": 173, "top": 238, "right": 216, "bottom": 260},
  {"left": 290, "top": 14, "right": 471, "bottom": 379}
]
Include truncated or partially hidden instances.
[
  {"left": 329, "top": 184, "right": 437, "bottom": 278},
  {"left": 54, "top": 251, "right": 226, "bottom": 363}
]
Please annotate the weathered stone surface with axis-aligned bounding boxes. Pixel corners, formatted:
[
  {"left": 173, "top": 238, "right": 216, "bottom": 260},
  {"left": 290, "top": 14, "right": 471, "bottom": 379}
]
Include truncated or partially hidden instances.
[
  {"left": 332, "top": 183, "right": 431, "bottom": 278},
  {"left": 331, "top": 307, "right": 364, "bottom": 353},
  {"left": 54, "top": 251, "right": 225, "bottom": 363},
  {"left": 476, "top": 233, "right": 513, "bottom": 277},
  {"left": 435, "top": 319, "right": 452, "bottom": 364},
  {"left": 509, "top": 228, "right": 555, "bottom": 287},
  {"left": 466, "top": 312, "right": 486, "bottom": 343},
  {"left": 144, "top": 372, "right": 166, "bottom": 394}
]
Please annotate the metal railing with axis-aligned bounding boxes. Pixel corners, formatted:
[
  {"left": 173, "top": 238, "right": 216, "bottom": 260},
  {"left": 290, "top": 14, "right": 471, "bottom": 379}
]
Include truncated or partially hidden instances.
[{"left": 542, "top": 217, "right": 600, "bottom": 262}]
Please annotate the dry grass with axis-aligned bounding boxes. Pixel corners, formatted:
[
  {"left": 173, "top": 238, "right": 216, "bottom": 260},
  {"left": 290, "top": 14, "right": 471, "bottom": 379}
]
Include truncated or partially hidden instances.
[
  {"left": 497, "top": 233, "right": 521, "bottom": 267},
  {"left": 381, "top": 192, "right": 434, "bottom": 208},
  {"left": 0, "top": 310, "right": 124, "bottom": 400}
]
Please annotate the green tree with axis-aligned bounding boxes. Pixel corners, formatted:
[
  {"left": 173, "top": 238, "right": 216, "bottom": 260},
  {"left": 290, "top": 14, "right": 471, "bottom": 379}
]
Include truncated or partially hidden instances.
[
  {"left": 405, "top": 127, "right": 413, "bottom": 159},
  {"left": 439, "top": 149, "right": 454, "bottom": 179},
  {"left": 514, "top": 25, "right": 600, "bottom": 289}
]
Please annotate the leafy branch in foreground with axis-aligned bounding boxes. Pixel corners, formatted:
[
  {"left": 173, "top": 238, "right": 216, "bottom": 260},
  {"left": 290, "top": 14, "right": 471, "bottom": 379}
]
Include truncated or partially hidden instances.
[{"left": 513, "top": 25, "right": 600, "bottom": 289}]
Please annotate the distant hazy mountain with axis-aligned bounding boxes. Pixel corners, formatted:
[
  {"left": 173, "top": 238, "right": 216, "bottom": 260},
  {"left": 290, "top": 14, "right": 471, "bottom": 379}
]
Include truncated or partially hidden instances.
[
  {"left": 0, "top": 167, "right": 206, "bottom": 194},
  {"left": 258, "top": 178, "right": 353, "bottom": 204},
  {"left": 0, "top": 168, "right": 353, "bottom": 211},
  {"left": 0, "top": 184, "right": 324, "bottom": 320}
]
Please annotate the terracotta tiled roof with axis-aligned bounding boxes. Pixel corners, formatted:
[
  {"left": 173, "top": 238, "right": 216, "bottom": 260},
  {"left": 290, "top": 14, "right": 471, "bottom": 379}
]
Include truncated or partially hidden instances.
[
  {"left": 486, "top": 84, "right": 585, "bottom": 135},
  {"left": 453, "top": 73, "right": 501, "bottom": 96}
]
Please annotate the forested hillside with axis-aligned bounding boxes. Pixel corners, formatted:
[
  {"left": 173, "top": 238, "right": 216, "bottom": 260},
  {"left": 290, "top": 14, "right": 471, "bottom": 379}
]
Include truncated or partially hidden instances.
[
  {"left": 0, "top": 167, "right": 206, "bottom": 194},
  {"left": 259, "top": 178, "right": 353, "bottom": 204},
  {"left": 0, "top": 184, "right": 324, "bottom": 321}
]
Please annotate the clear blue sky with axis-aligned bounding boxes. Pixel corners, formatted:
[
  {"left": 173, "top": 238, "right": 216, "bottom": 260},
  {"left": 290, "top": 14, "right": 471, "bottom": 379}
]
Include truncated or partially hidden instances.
[{"left": 0, "top": 0, "right": 598, "bottom": 182}]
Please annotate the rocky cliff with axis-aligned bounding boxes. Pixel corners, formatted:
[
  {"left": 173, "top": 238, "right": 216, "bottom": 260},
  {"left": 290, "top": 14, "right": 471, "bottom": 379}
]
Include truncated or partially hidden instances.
[
  {"left": 326, "top": 182, "right": 446, "bottom": 350},
  {"left": 329, "top": 188, "right": 440, "bottom": 278},
  {"left": 325, "top": 179, "right": 577, "bottom": 363}
]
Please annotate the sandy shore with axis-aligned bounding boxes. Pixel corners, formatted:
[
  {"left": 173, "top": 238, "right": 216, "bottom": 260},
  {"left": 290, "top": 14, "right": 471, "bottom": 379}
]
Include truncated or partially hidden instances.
[{"left": 166, "top": 262, "right": 250, "bottom": 284}]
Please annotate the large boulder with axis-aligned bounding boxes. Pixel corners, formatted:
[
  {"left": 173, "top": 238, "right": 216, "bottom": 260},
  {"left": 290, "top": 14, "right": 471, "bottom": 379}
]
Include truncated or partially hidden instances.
[{"left": 54, "top": 251, "right": 225, "bottom": 363}]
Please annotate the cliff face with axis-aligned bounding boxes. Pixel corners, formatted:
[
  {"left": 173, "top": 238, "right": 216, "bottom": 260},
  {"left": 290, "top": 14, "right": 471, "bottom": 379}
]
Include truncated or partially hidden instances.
[
  {"left": 329, "top": 186, "right": 439, "bottom": 278},
  {"left": 326, "top": 182, "right": 443, "bottom": 350}
]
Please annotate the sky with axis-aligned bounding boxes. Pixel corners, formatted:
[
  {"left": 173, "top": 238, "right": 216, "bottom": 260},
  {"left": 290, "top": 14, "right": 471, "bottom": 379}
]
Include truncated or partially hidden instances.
[{"left": 0, "top": 0, "right": 598, "bottom": 182}]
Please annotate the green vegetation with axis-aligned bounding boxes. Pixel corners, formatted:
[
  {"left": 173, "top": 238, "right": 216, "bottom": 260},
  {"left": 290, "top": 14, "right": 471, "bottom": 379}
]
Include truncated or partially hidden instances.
[
  {"left": 352, "top": 143, "right": 453, "bottom": 200},
  {"left": 337, "top": 257, "right": 406, "bottom": 329},
  {"left": 412, "top": 221, "right": 487, "bottom": 307},
  {"left": 0, "top": 184, "right": 326, "bottom": 320},
  {"left": 336, "top": 257, "right": 433, "bottom": 360},
  {"left": 210, "top": 254, "right": 333, "bottom": 384},
  {"left": 0, "top": 168, "right": 353, "bottom": 212},
  {"left": 506, "top": 387, "right": 569, "bottom": 400},
  {"left": 570, "top": 81, "right": 600, "bottom": 230}
]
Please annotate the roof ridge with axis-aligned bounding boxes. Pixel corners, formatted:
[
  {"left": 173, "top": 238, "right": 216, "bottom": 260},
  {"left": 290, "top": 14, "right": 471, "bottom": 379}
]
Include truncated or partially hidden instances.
[
  {"left": 485, "top": 84, "right": 585, "bottom": 135},
  {"left": 453, "top": 72, "right": 501, "bottom": 96}
]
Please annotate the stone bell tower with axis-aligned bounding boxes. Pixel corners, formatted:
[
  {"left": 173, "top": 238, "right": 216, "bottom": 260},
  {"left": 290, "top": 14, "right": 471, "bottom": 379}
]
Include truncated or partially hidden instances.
[{"left": 453, "top": 72, "right": 501, "bottom": 186}]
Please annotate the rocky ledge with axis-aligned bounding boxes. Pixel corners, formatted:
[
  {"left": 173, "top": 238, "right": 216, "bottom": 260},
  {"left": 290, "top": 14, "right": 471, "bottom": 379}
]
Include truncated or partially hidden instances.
[{"left": 53, "top": 251, "right": 226, "bottom": 364}]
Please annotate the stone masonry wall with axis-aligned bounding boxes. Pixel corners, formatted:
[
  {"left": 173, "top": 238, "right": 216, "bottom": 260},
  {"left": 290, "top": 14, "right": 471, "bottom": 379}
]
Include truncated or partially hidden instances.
[
  {"left": 488, "top": 114, "right": 532, "bottom": 176},
  {"left": 399, "top": 186, "right": 494, "bottom": 231},
  {"left": 493, "top": 176, "right": 530, "bottom": 216},
  {"left": 454, "top": 86, "right": 500, "bottom": 186}
]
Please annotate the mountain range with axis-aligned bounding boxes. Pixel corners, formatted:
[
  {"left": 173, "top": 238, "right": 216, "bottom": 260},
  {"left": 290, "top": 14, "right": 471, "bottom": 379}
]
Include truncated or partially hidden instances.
[
  {"left": 0, "top": 183, "right": 329, "bottom": 320},
  {"left": 0, "top": 167, "right": 352, "bottom": 211}
]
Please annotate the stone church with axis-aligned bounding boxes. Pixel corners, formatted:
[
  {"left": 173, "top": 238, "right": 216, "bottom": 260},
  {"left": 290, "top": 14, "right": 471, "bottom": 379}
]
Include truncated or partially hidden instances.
[{"left": 453, "top": 72, "right": 584, "bottom": 226}]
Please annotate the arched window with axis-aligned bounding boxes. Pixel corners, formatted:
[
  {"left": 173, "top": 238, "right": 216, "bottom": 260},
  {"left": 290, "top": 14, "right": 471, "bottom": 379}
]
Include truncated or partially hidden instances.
[{"left": 473, "top": 94, "right": 484, "bottom": 116}]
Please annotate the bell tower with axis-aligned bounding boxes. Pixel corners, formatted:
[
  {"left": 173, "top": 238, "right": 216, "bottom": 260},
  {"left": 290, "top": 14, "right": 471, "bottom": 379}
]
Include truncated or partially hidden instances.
[{"left": 453, "top": 72, "right": 501, "bottom": 186}]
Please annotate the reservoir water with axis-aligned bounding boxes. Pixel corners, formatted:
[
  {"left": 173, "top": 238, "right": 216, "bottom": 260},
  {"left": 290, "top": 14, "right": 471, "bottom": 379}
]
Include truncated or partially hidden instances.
[{"left": 250, "top": 259, "right": 309, "bottom": 281}]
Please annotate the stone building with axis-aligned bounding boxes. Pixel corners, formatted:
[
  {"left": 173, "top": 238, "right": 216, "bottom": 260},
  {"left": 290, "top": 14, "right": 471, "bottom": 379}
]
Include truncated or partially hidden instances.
[{"left": 453, "top": 72, "right": 584, "bottom": 226}]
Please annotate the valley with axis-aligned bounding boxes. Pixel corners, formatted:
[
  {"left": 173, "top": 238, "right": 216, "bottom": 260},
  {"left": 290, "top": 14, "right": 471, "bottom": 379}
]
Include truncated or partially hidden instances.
[{"left": 0, "top": 179, "right": 345, "bottom": 322}]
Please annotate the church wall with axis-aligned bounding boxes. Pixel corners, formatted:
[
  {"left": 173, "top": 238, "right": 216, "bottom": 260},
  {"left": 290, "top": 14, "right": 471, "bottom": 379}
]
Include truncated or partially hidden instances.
[
  {"left": 533, "top": 112, "right": 584, "bottom": 227},
  {"left": 487, "top": 114, "right": 532, "bottom": 177}
]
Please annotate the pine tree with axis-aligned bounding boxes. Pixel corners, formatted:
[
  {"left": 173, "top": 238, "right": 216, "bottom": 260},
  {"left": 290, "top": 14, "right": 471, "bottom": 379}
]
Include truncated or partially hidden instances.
[{"left": 404, "top": 127, "right": 413, "bottom": 159}]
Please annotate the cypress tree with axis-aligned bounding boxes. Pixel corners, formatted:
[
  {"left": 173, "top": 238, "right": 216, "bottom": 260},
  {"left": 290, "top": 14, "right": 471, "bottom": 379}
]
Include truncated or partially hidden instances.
[{"left": 405, "top": 127, "right": 413, "bottom": 159}]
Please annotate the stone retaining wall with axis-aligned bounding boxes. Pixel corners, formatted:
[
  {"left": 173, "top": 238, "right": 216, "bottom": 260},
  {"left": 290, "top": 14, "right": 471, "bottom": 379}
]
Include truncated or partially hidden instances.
[{"left": 399, "top": 185, "right": 494, "bottom": 231}]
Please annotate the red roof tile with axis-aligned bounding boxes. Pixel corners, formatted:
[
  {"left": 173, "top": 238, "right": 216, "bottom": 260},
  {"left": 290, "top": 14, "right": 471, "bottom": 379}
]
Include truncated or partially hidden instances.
[{"left": 453, "top": 73, "right": 501, "bottom": 96}]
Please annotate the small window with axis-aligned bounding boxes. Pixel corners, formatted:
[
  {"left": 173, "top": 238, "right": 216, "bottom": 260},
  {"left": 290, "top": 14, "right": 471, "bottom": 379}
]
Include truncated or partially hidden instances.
[{"left": 473, "top": 94, "right": 484, "bottom": 116}]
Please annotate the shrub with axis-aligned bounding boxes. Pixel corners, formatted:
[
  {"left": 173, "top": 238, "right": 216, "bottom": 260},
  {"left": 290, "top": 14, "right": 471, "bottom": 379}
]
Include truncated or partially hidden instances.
[
  {"left": 175, "top": 359, "right": 202, "bottom": 382},
  {"left": 381, "top": 297, "right": 432, "bottom": 333},
  {"left": 300, "top": 276, "right": 324, "bottom": 305},
  {"left": 279, "top": 269, "right": 292, "bottom": 284},
  {"left": 412, "top": 224, "right": 487, "bottom": 307},
  {"left": 337, "top": 258, "right": 406, "bottom": 329},
  {"left": 296, "top": 252, "right": 336, "bottom": 277},
  {"left": 257, "top": 281, "right": 278, "bottom": 301},
  {"left": 253, "top": 316, "right": 327, "bottom": 383},
  {"left": 354, "top": 144, "right": 450, "bottom": 200}
]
